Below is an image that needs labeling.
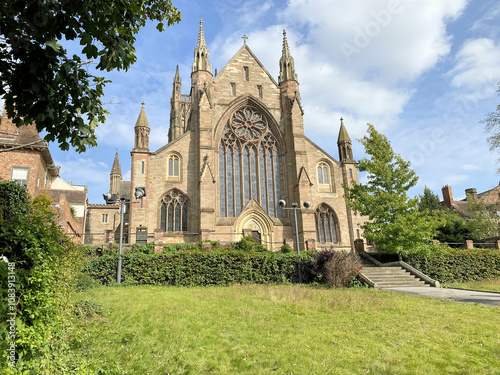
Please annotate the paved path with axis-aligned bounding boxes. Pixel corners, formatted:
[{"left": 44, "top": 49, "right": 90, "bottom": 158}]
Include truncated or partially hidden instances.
[{"left": 383, "top": 287, "right": 500, "bottom": 307}]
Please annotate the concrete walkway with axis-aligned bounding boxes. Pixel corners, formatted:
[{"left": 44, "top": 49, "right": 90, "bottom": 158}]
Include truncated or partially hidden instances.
[{"left": 383, "top": 287, "right": 500, "bottom": 307}]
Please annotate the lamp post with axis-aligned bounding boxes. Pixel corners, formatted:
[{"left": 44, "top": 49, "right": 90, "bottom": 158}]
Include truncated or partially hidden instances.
[
  {"left": 279, "top": 199, "right": 311, "bottom": 283},
  {"left": 103, "top": 187, "right": 146, "bottom": 284},
  {"left": 117, "top": 196, "right": 126, "bottom": 283}
]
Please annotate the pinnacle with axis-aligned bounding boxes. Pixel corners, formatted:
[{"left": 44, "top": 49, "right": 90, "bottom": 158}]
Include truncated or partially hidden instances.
[
  {"left": 111, "top": 149, "right": 122, "bottom": 176},
  {"left": 338, "top": 118, "right": 351, "bottom": 143},
  {"left": 197, "top": 18, "right": 207, "bottom": 49},
  {"left": 135, "top": 102, "right": 149, "bottom": 128}
]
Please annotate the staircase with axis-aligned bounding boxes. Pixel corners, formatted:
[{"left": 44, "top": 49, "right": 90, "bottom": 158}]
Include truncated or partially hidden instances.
[{"left": 360, "top": 257, "right": 432, "bottom": 289}]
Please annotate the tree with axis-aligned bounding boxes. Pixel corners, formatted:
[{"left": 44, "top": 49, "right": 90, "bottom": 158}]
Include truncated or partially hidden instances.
[
  {"left": 0, "top": 0, "right": 181, "bottom": 152},
  {"left": 345, "top": 124, "right": 441, "bottom": 256},
  {"left": 417, "top": 186, "right": 470, "bottom": 244},
  {"left": 483, "top": 82, "right": 500, "bottom": 170},
  {"left": 418, "top": 186, "right": 441, "bottom": 212},
  {"left": 466, "top": 195, "right": 500, "bottom": 240}
]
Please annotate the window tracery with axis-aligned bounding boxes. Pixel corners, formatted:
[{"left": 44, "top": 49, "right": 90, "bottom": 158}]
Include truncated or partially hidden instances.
[
  {"left": 315, "top": 204, "right": 339, "bottom": 243},
  {"left": 160, "top": 189, "right": 188, "bottom": 232},
  {"left": 219, "top": 106, "right": 281, "bottom": 218}
]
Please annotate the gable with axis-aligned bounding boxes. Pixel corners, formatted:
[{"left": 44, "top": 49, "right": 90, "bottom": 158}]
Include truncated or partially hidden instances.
[{"left": 213, "top": 44, "right": 279, "bottom": 96}]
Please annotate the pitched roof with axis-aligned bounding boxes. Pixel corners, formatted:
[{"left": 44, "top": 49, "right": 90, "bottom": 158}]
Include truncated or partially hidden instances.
[
  {"left": 111, "top": 150, "right": 122, "bottom": 175},
  {"left": 337, "top": 118, "right": 351, "bottom": 143},
  {"left": 135, "top": 102, "right": 149, "bottom": 128},
  {"left": 214, "top": 43, "right": 279, "bottom": 87},
  {"left": 47, "top": 189, "right": 87, "bottom": 206}
]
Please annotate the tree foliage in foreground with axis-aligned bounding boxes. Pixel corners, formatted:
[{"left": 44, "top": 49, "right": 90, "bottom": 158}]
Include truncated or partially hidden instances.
[
  {"left": 0, "top": 0, "right": 181, "bottom": 152},
  {"left": 483, "top": 82, "right": 500, "bottom": 170},
  {"left": 345, "top": 124, "right": 442, "bottom": 256}
]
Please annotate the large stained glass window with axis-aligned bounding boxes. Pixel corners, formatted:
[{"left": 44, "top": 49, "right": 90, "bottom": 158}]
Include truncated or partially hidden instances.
[
  {"left": 315, "top": 204, "right": 339, "bottom": 243},
  {"left": 219, "top": 106, "right": 282, "bottom": 217},
  {"left": 161, "top": 189, "right": 188, "bottom": 232}
]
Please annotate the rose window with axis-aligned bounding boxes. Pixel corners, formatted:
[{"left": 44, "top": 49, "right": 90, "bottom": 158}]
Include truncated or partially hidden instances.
[{"left": 231, "top": 107, "right": 267, "bottom": 142}]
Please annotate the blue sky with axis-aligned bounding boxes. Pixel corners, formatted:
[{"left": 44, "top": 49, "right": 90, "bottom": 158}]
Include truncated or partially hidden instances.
[{"left": 37, "top": 0, "right": 500, "bottom": 204}]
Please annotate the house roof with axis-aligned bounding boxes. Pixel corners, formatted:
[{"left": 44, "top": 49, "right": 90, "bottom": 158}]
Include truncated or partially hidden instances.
[{"left": 47, "top": 190, "right": 87, "bottom": 206}]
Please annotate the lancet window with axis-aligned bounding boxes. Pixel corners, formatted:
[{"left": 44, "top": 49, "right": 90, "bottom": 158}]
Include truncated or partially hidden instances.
[
  {"left": 315, "top": 204, "right": 339, "bottom": 243},
  {"left": 160, "top": 189, "right": 188, "bottom": 232},
  {"left": 219, "top": 106, "right": 282, "bottom": 218}
]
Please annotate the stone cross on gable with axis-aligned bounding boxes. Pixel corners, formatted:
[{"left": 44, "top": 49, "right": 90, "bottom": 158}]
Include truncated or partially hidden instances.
[{"left": 242, "top": 35, "right": 248, "bottom": 44}]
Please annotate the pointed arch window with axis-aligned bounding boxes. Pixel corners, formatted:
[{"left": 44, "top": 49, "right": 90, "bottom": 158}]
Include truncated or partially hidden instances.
[
  {"left": 219, "top": 106, "right": 282, "bottom": 218},
  {"left": 315, "top": 204, "right": 339, "bottom": 243},
  {"left": 317, "top": 163, "right": 329, "bottom": 185},
  {"left": 160, "top": 190, "right": 188, "bottom": 232},
  {"left": 168, "top": 155, "right": 179, "bottom": 177}
]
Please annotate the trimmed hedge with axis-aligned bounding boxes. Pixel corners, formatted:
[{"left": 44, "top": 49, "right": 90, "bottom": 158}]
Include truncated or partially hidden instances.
[
  {"left": 84, "top": 250, "right": 318, "bottom": 286},
  {"left": 406, "top": 250, "right": 500, "bottom": 283},
  {"left": 371, "top": 249, "right": 500, "bottom": 283}
]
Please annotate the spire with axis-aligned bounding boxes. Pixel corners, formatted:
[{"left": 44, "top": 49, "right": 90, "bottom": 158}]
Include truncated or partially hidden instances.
[
  {"left": 337, "top": 117, "right": 351, "bottom": 142},
  {"left": 174, "top": 65, "right": 181, "bottom": 84},
  {"left": 135, "top": 101, "right": 149, "bottom": 128},
  {"left": 192, "top": 19, "right": 212, "bottom": 73},
  {"left": 111, "top": 149, "right": 122, "bottom": 176},
  {"left": 134, "top": 102, "right": 150, "bottom": 150},
  {"left": 337, "top": 117, "right": 354, "bottom": 163},
  {"left": 279, "top": 30, "right": 298, "bottom": 83}
]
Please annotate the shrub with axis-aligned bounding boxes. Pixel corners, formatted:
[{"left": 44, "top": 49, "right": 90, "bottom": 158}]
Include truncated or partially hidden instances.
[
  {"left": 280, "top": 243, "right": 293, "bottom": 253},
  {"left": 75, "top": 273, "right": 101, "bottom": 292},
  {"left": 405, "top": 249, "right": 500, "bottom": 283},
  {"left": 233, "top": 236, "right": 269, "bottom": 252},
  {"left": 84, "top": 249, "right": 303, "bottom": 286},
  {"left": 312, "top": 249, "right": 362, "bottom": 288},
  {"left": 0, "top": 181, "right": 85, "bottom": 371}
]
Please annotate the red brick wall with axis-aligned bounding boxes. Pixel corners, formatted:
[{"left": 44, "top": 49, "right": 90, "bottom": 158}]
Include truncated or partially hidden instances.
[{"left": 0, "top": 149, "right": 49, "bottom": 197}]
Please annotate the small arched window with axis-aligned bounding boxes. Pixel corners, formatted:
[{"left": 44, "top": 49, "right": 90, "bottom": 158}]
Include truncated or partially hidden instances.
[
  {"left": 168, "top": 155, "right": 179, "bottom": 177},
  {"left": 317, "top": 163, "right": 329, "bottom": 185},
  {"left": 160, "top": 190, "right": 188, "bottom": 232},
  {"left": 315, "top": 204, "right": 339, "bottom": 243}
]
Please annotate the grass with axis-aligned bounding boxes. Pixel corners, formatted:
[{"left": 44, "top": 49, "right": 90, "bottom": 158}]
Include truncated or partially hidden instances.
[
  {"left": 442, "top": 279, "right": 500, "bottom": 293},
  {"left": 69, "top": 285, "right": 500, "bottom": 375}
]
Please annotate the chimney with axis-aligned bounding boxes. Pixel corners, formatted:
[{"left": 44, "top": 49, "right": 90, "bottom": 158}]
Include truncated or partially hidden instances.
[
  {"left": 465, "top": 188, "right": 477, "bottom": 199},
  {"left": 442, "top": 185, "right": 453, "bottom": 207}
]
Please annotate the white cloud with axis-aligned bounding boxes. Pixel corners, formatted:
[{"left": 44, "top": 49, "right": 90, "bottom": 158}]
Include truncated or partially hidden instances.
[
  {"left": 462, "top": 163, "right": 480, "bottom": 171},
  {"left": 449, "top": 38, "right": 500, "bottom": 92}
]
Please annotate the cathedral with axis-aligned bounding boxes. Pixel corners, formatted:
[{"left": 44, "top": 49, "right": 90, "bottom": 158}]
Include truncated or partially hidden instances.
[{"left": 86, "top": 20, "right": 366, "bottom": 251}]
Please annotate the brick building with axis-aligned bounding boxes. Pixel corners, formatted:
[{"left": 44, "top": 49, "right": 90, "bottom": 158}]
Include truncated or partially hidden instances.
[
  {"left": 441, "top": 184, "right": 500, "bottom": 217},
  {"left": 0, "top": 106, "right": 87, "bottom": 241},
  {"left": 87, "top": 21, "right": 366, "bottom": 250}
]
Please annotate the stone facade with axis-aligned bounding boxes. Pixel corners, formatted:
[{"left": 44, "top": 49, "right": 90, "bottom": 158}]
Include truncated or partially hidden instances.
[{"left": 88, "top": 21, "right": 366, "bottom": 250}]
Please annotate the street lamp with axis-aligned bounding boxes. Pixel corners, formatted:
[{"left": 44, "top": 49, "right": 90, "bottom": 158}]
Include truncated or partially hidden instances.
[
  {"left": 103, "top": 187, "right": 146, "bottom": 284},
  {"left": 279, "top": 199, "right": 311, "bottom": 283}
]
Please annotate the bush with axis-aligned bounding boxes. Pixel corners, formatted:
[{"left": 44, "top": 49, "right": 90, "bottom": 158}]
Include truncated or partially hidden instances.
[
  {"left": 233, "top": 236, "right": 269, "bottom": 252},
  {"left": 280, "top": 243, "right": 293, "bottom": 253},
  {"left": 405, "top": 249, "right": 500, "bottom": 283},
  {"left": 75, "top": 273, "right": 101, "bottom": 292},
  {"left": 312, "top": 249, "right": 362, "bottom": 288},
  {"left": 0, "top": 181, "right": 85, "bottom": 371},
  {"left": 84, "top": 249, "right": 303, "bottom": 286}
]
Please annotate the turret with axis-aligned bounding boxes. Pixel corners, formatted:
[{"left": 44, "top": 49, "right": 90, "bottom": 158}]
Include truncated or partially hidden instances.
[
  {"left": 169, "top": 65, "right": 190, "bottom": 142},
  {"left": 337, "top": 118, "right": 354, "bottom": 163},
  {"left": 110, "top": 149, "right": 122, "bottom": 196},
  {"left": 134, "top": 101, "right": 150, "bottom": 151}
]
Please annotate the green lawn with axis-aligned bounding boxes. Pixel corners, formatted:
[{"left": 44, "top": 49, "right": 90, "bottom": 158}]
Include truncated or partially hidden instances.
[
  {"left": 442, "top": 279, "right": 500, "bottom": 293},
  {"left": 70, "top": 285, "right": 500, "bottom": 375}
]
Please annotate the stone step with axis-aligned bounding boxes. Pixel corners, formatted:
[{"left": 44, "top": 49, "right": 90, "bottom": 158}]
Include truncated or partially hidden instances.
[{"left": 364, "top": 274, "right": 419, "bottom": 280}]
